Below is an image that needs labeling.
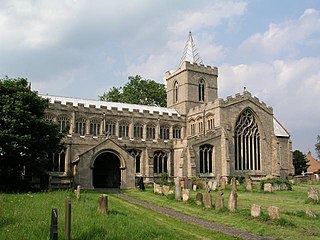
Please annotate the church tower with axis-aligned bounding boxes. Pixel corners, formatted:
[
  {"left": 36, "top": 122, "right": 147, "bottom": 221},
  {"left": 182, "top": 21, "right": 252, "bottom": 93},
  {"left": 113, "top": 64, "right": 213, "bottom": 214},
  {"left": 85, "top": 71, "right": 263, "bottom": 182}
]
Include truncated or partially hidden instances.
[{"left": 166, "top": 32, "right": 218, "bottom": 115}]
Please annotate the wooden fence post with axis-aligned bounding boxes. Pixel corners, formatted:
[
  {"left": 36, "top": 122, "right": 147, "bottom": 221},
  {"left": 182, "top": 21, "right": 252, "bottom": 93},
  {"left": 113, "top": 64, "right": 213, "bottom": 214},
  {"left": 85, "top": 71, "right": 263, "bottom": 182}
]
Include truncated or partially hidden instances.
[{"left": 65, "top": 197, "right": 71, "bottom": 240}]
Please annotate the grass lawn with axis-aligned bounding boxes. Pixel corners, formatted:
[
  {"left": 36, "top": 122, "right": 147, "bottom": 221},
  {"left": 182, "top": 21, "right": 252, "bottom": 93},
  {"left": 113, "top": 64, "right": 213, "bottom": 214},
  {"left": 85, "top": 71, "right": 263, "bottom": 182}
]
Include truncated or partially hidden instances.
[
  {"left": 124, "top": 183, "right": 320, "bottom": 240},
  {"left": 0, "top": 190, "right": 238, "bottom": 240}
]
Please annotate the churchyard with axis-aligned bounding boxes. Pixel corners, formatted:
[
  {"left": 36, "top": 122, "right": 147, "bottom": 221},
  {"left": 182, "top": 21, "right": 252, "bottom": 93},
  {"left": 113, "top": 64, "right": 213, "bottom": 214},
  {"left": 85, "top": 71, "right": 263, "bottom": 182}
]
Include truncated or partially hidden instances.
[{"left": 0, "top": 181, "right": 319, "bottom": 240}]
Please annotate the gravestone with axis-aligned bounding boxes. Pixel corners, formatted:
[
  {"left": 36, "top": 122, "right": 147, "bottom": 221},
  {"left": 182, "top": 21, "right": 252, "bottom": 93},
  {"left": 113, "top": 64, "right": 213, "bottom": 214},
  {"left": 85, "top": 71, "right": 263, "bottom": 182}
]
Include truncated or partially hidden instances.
[
  {"left": 97, "top": 195, "right": 108, "bottom": 214},
  {"left": 138, "top": 177, "right": 145, "bottom": 190},
  {"left": 215, "top": 190, "right": 224, "bottom": 210},
  {"left": 185, "top": 178, "right": 193, "bottom": 189},
  {"left": 220, "top": 178, "right": 226, "bottom": 190},
  {"left": 182, "top": 189, "right": 190, "bottom": 202},
  {"left": 228, "top": 190, "right": 237, "bottom": 212},
  {"left": 268, "top": 206, "right": 280, "bottom": 219},
  {"left": 251, "top": 204, "right": 261, "bottom": 218},
  {"left": 208, "top": 180, "right": 218, "bottom": 191},
  {"left": 264, "top": 183, "right": 273, "bottom": 192},
  {"left": 307, "top": 187, "right": 319, "bottom": 202},
  {"left": 205, "top": 192, "right": 212, "bottom": 208},
  {"left": 231, "top": 177, "right": 237, "bottom": 191},
  {"left": 174, "top": 178, "right": 181, "bottom": 201},
  {"left": 192, "top": 184, "right": 197, "bottom": 191},
  {"left": 162, "top": 185, "right": 170, "bottom": 196},
  {"left": 196, "top": 192, "right": 203, "bottom": 205},
  {"left": 50, "top": 208, "right": 58, "bottom": 240},
  {"left": 245, "top": 178, "right": 253, "bottom": 192},
  {"left": 154, "top": 183, "right": 162, "bottom": 194},
  {"left": 74, "top": 185, "right": 81, "bottom": 199}
]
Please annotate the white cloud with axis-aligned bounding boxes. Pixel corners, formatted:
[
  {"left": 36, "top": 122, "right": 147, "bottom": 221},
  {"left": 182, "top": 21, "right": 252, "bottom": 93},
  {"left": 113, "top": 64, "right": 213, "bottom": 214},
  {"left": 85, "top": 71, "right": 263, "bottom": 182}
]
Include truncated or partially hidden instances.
[{"left": 238, "top": 8, "right": 320, "bottom": 60}]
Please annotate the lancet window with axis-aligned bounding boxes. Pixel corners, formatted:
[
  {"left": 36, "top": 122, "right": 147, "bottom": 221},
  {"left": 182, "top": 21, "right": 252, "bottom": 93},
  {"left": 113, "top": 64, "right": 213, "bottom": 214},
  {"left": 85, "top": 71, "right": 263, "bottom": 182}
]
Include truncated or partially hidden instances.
[
  {"left": 199, "top": 79, "right": 205, "bottom": 102},
  {"left": 128, "top": 149, "right": 141, "bottom": 174},
  {"left": 173, "top": 81, "right": 179, "bottom": 103},
  {"left": 234, "top": 109, "right": 261, "bottom": 171},
  {"left": 160, "top": 125, "right": 170, "bottom": 140},
  {"left": 105, "top": 121, "right": 116, "bottom": 136},
  {"left": 119, "top": 122, "right": 129, "bottom": 138},
  {"left": 57, "top": 116, "right": 69, "bottom": 133},
  {"left": 134, "top": 124, "right": 143, "bottom": 139},
  {"left": 75, "top": 118, "right": 86, "bottom": 136},
  {"left": 52, "top": 150, "right": 66, "bottom": 172},
  {"left": 90, "top": 119, "right": 100, "bottom": 136},
  {"left": 146, "top": 125, "right": 156, "bottom": 139},
  {"left": 153, "top": 151, "right": 168, "bottom": 174},
  {"left": 199, "top": 144, "right": 213, "bottom": 174}
]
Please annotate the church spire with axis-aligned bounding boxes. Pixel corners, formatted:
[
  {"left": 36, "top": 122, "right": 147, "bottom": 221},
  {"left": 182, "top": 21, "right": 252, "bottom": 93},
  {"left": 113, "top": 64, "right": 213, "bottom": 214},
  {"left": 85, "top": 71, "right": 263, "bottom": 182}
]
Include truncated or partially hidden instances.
[{"left": 178, "top": 32, "right": 203, "bottom": 68}]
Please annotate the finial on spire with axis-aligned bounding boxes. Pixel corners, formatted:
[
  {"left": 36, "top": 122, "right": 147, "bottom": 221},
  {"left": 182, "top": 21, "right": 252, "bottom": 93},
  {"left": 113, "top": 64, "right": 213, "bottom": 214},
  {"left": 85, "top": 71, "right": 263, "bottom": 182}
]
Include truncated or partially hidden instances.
[{"left": 178, "top": 32, "right": 203, "bottom": 68}]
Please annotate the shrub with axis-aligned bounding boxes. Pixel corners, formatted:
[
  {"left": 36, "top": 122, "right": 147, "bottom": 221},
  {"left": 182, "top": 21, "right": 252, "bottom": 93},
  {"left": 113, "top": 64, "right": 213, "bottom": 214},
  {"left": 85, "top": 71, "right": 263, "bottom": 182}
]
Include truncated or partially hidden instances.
[{"left": 260, "top": 178, "right": 292, "bottom": 191}]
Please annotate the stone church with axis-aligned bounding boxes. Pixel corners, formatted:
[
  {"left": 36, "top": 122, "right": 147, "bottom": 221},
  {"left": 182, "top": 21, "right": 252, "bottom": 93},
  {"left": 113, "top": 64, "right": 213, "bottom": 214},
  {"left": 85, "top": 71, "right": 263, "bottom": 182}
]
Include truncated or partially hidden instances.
[{"left": 41, "top": 33, "right": 294, "bottom": 189}]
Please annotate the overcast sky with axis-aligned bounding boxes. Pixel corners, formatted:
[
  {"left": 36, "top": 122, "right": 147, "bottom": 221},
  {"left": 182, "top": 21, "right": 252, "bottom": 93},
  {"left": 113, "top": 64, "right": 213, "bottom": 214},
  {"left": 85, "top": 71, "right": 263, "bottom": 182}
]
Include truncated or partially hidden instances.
[{"left": 1, "top": 0, "right": 319, "bottom": 158}]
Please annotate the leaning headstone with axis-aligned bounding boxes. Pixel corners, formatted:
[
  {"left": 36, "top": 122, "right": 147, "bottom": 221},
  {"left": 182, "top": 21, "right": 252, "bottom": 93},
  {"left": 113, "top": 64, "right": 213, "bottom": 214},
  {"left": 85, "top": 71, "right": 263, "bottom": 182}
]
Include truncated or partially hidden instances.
[
  {"left": 268, "top": 206, "right": 280, "bottom": 219},
  {"left": 182, "top": 189, "right": 190, "bottom": 202},
  {"left": 215, "top": 190, "right": 224, "bottom": 210},
  {"left": 162, "top": 185, "right": 170, "bottom": 196},
  {"left": 246, "top": 179, "right": 253, "bottom": 192},
  {"left": 306, "top": 209, "right": 317, "bottom": 218},
  {"left": 307, "top": 187, "right": 319, "bottom": 202},
  {"left": 74, "top": 185, "right": 81, "bottom": 199},
  {"left": 228, "top": 190, "right": 237, "bottom": 212},
  {"left": 185, "top": 178, "right": 193, "bottom": 189},
  {"left": 174, "top": 178, "right": 181, "bottom": 201},
  {"left": 205, "top": 192, "right": 212, "bottom": 208},
  {"left": 97, "top": 195, "right": 108, "bottom": 214},
  {"left": 264, "top": 183, "right": 273, "bottom": 192},
  {"left": 220, "top": 178, "right": 226, "bottom": 190},
  {"left": 196, "top": 192, "right": 203, "bottom": 205},
  {"left": 231, "top": 177, "right": 237, "bottom": 191},
  {"left": 251, "top": 204, "right": 261, "bottom": 218}
]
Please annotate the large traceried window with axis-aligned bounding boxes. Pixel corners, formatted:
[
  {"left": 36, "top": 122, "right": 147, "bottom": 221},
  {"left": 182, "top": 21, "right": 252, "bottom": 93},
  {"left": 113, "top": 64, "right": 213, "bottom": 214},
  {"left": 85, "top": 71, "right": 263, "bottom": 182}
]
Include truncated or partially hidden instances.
[
  {"left": 199, "top": 144, "right": 213, "bottom": 174},
  {"left": 234, "top": 109, "right": 261, "bottom": 171},
  {"left": 119, "top": 122, "right": 129, "bottom": 138},
  {"left": 153, "top": 151, "right": 168, "bottom": 174},
  {"left": 75, "top": 118, "right": 86, "bottom": 136},
  {"left": 173, "top": 81, "right": 179, "bottom": 103},
  {"left": 198, "top": 79, "right": 205, "bottom": 102},
  {"left": 173, "top": 126, "right": 181, "bottom": 139},
  {"left": 45, "top": 114, "right": 54, "bottom": 122},
  {"left": 134, "top": 124, "right": 143, "bottom": 139},
  {"left": 160, "top": 125, "right": 170, "bottom": 140},
  {"left": 146, "top": 125, "right": 156, "bottom": 139}
]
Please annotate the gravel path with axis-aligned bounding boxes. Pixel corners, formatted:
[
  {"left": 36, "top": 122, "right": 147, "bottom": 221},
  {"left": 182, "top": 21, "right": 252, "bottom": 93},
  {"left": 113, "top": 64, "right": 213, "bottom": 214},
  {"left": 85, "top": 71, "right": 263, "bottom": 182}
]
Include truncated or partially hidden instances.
[{"left": 118, "top": 194, "right": 272, "bottom": 240}]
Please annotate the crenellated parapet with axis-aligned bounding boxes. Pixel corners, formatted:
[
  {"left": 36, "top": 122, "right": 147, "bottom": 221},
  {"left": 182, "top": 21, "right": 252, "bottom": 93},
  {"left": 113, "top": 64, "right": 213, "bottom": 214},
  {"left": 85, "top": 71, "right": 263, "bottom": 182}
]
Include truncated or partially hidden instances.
[{"left": 166, "top": 61, "right": 218, "bottom": 79}]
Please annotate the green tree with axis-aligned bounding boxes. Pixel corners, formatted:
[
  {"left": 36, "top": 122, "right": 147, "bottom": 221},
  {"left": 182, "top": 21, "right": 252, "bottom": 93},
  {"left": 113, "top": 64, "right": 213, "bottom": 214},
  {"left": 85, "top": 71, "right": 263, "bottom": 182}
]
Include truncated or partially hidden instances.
[
  {"left": 0, "top": 77, "right": 63, "bottom": 191},
  {"left": 292, "top": 150, "right": 307, "bottom": 175},
  {"left": 315, "top": 135, "right": 320, "bottom": 160},
  {"left": 99, "top": 75, "right": 167, "bottom": 107}
]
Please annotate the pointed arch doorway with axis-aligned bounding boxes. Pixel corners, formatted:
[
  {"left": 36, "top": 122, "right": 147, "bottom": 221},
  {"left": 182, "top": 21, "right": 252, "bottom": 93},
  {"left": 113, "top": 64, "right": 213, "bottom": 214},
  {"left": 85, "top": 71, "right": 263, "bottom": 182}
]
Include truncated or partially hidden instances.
[{"left": 93, "top": 152, "right": 121, "bottom": 188}]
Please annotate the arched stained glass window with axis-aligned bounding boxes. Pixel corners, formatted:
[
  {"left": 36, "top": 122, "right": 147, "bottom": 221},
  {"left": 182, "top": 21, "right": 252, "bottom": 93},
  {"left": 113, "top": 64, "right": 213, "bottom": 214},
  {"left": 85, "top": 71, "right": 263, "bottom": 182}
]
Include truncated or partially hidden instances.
[{"left": 234, "top": 109, "right": 261, "bottom": 171}]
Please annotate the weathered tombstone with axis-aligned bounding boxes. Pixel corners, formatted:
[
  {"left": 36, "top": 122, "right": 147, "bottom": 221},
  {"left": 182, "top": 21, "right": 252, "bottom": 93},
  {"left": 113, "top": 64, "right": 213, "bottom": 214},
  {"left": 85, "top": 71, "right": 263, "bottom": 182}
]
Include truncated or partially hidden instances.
[
  {"left": 74, "top": 185, "right": 81, "bottom": 199},
  {"left": 215, "top": 190, "right": 224, "bottom": 210},
  {"left": 307, "top": 187, "right": 319, "bottom": 202},
  {"left": 162, "top": 185, "right": 170, "bottom": 196},
  {"left": 174, "top": 177, "right": 181, "bottom": 201},
  {"left": 228, "top": 190, "right": 237, "bottom": 212},
  {"left": 138, "top": 177, "right": 145, "bottom": 190},
  {"left": 205, "top": 192, "right": 212, "bottom": 208},
  {"left": 185, "top": 178, "right": 193, "bottom": 189},
  {"left": 306, "top": 209, "right": 317, "bottom": 218},
  {"left": 182, "top": 189, "right": 190, "bottom": 202},
  {"left": 220, "top": 178, "right": 226, "bottom": 190},
  {"left": 246, "top": 178, "right": 253, "bottom": 192},
  {"left": 65, "top": 197, "right": 71, "bottom": 240},
  {"left": 50, "top": 208, "right": 58, "bottom": 240},
  {"left": 153, "top": 182, "right": 156, "bottom": 193},
  {"left": 268, "top": 206, "right": 280, "bottom": 219},
  {"left": 154, "top": 184, "right": 162, "bottom": 194},
  {"left": 196, "top": 192, "right": 203, "bottom": 205},
  {"left": 251, "top": 204, "right": 261, "bottom": 218},
  {"left": 231, "top": 177, "right": 237, "bottom": 191},
  {"left": 97, "top": 195, "right": 108, "bottom": 214},
  {"left": 192, "top": 184, "right": 197, "bottom": 191},
  {"left": 208, "top": 180, "right": 218, "bottom": 191},
  {"left": 264, "top": 183, "right": 273, "bottom": 192}
]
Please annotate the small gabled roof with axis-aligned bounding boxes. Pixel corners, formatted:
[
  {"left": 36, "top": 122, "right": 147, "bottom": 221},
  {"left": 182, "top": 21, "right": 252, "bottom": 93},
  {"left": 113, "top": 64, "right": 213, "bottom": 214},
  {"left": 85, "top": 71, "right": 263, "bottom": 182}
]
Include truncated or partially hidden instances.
[
  {"left": 178, "top": 32, "right": 203, "bottom": 68},
  {"left": 273, "top": 117, "right": 290, "bottom": 137}
]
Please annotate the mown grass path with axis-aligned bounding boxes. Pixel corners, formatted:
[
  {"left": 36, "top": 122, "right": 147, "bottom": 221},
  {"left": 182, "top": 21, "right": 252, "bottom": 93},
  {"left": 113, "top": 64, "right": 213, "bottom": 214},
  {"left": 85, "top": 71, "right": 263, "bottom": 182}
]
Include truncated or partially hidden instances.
[{"left": 118, "top": 194, "right": 272, "bottom": 240}]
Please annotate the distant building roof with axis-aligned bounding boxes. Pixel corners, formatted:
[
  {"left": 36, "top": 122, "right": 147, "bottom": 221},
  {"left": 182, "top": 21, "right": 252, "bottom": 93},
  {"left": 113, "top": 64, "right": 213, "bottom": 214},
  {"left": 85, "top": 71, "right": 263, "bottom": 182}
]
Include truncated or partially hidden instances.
[
  {"left": 39, "top": 94, "right": 180, "bottom": 117},
  {"left": 306, "top": 151, "right": 320, "bottom": 173},
  {"left": 273, "top": 117, "right": 290, "bottom": 137}
]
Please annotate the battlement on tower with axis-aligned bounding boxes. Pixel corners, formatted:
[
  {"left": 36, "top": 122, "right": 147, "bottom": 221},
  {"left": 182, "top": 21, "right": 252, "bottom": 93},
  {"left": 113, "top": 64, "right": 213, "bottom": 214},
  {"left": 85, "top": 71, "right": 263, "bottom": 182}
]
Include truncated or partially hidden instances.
[{"left": 166, "top": 61, "right": 218, "bottom": 79}]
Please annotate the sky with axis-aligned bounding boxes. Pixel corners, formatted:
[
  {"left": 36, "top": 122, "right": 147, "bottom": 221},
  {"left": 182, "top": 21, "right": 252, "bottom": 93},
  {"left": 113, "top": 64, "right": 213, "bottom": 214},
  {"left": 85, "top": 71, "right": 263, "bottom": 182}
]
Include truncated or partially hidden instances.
[{"left": 1, "top": 0, "right": 320, "bottom": 158}]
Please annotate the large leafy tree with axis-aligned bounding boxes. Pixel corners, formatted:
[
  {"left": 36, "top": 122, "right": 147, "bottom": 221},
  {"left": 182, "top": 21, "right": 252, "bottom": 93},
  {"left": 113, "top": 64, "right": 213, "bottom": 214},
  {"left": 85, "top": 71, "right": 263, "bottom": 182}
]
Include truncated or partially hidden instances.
[
  {"left": 0, "top": 77, "right": 63, "bottom": 191},
  {"left": 315, "top": 135, "right": 320, "bottom": 160},
  {"left": 292, "top": 150, "right": 307, "bottom": 175},
  {"left": 99, "top": 75, "right": 167, "bottom": 107}
]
